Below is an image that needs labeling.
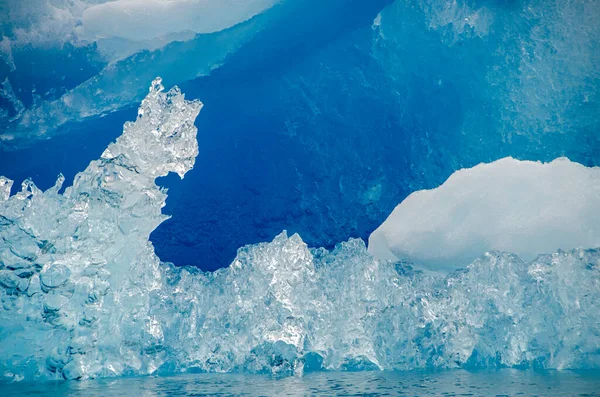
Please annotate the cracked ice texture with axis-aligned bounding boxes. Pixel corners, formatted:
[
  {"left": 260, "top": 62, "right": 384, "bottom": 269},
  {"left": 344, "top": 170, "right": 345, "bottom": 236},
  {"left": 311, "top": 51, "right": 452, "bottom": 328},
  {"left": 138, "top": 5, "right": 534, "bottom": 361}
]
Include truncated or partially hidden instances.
[{"left": 1, "top": 81, "right": 600, "bottom": 383}]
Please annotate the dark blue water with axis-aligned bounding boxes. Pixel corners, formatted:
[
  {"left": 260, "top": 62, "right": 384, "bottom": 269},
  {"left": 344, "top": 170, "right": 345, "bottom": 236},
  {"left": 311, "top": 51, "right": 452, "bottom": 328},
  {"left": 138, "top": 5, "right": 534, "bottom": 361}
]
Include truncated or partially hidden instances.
[{"left": 4, "top": 370, "right": 600, "bottom": 396}]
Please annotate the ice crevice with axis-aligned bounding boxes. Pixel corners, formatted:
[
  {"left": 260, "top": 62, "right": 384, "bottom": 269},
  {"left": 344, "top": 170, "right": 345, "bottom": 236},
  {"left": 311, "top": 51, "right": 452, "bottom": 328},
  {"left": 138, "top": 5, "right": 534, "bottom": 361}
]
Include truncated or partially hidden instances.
[{"left": 1, "top": 80, "right": 600, "bottom": 382}]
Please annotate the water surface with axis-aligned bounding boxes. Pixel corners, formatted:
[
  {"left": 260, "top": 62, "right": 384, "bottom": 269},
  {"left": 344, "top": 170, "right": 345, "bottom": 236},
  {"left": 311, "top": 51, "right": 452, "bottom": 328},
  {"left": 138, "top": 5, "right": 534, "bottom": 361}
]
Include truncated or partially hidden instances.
[{"left": 4, "top": 369, "right": 600, "bottom": 396}]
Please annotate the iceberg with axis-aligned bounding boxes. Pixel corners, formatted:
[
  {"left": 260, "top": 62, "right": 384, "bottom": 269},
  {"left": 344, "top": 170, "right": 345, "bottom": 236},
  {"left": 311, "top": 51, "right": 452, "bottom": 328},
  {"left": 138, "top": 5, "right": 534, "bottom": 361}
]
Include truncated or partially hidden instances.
[
  {"left": 1, "top": 81, "right": 600, "bottom": 382},
  {"left": 1, "top": 0, "right": 598, "bottom": 271},
  {"left": 369, "top": 157, "right": 600, "bottom": 272},
  {"left": 2, "top": 0, "right": 390, "bottom": 150},
  {"left": 78, "top": 0, "right": 280, "bottom": 61}
]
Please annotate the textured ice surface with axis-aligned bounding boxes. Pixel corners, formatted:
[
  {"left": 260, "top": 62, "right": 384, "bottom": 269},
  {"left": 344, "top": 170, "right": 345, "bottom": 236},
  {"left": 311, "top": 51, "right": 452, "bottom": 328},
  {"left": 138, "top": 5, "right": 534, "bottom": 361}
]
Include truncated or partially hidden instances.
[
  {"left": 0, "top": 78, "right": 24, "bottom": 123},
  {"left": 0, "top": 78, "right": 202, "bottom": 381},
  {"left": 1, "top": 82, "right": 600, "bottom": 382},
  {"left": 369, "top": 157, "right": 600, "bottom": 272},
  {"left": 376, "top": 0, "right": 600, "bottom": 141}
]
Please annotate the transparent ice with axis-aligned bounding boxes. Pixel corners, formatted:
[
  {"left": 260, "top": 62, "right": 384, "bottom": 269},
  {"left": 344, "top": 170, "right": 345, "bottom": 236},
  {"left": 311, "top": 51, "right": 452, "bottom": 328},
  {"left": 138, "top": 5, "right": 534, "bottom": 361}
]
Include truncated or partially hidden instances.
[{"left": 1, "top": 81, "right": 599, "bottom": 382}]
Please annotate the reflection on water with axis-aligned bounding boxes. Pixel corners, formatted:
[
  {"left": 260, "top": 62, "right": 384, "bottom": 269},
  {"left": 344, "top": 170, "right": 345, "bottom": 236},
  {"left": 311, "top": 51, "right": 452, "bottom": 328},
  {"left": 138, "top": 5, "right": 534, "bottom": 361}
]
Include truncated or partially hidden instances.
[{"left": 4, "top": 369, "right": 600, "bottom": 396}]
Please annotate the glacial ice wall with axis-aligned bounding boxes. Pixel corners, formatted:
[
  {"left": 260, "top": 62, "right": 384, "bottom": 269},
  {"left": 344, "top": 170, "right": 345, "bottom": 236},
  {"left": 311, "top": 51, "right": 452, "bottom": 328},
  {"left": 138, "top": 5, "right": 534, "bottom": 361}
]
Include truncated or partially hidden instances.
[
  {"left": 369, "top": 157, "right": 600, "bottom": 272},
  {"left": 2, "top": 0, "right": 598, "bottom": 272},
  {"left": 1, "top": 82, "right": 600, "bottom": 382}
]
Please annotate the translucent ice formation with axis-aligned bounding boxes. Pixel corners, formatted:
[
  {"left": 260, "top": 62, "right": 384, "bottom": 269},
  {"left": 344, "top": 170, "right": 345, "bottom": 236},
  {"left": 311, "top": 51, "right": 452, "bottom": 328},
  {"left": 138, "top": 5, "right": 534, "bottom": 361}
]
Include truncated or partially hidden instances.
[
  {"left": 369, "top": 157, "right": 600, "bottom": 272},
  {"left": 0, "top": 78, "right": 202, "bottom": 381},
  {"left": 1, "top": 81, "right": 600, "bottom": 383},
  {"left": 1, "top": 15, "right": 268, "bottom": 147}
]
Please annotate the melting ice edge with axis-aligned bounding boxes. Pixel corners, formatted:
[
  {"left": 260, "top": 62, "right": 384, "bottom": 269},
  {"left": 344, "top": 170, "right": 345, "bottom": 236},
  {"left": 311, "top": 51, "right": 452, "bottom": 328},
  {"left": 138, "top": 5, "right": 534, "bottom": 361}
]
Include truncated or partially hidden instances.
[{"left": 1, "top": 80, "right": 599, "bottom": 381}]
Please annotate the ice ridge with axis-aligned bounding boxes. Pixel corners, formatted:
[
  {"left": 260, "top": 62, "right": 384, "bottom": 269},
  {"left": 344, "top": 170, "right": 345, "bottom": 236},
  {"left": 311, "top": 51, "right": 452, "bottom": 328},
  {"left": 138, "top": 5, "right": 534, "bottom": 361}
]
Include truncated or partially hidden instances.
[{"left": 1, "top": 81, "right": 599, "bottom": 382}]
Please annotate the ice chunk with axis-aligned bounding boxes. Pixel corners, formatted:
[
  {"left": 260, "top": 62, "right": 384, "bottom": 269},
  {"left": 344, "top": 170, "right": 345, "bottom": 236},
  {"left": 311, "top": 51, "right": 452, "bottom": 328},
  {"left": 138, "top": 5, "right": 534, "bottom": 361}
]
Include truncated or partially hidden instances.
[
  {"left": 1, "top": 81, "right": 600, "bottom": 383},
  {"left": 369, "top": 157, "right": 600, "bottom": 272},
  {"left": 0, "top": 77, "right": 202, "bottom": 381}
]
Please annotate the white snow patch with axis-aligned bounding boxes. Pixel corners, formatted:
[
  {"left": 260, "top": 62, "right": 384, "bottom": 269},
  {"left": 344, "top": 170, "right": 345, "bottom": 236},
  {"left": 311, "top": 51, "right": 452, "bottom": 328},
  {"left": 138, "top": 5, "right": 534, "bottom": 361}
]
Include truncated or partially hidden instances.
[{"left": 369, "top": 157, "right": 600, "bottom": 272}]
